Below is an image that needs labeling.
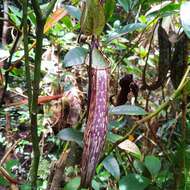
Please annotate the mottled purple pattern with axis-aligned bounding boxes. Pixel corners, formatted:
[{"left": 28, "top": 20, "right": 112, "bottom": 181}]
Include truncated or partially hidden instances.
[{"left": 81, "top": 68, "right": 109, "bottom": 187}]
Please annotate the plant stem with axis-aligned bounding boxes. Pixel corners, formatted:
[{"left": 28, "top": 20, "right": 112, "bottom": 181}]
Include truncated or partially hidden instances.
[
  {"left": 22, "top": 0, "right": 32, "bottom": 111},
  {"left": 29, "top": 0, "right": 57, "bottom": 188}
]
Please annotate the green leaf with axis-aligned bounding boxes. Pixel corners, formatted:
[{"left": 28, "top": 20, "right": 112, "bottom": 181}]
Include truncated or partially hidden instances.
[
  {"left": 92, "top": 179, "right": 101, "bottom": 190},
  {"left": 62, "top": 16, "right": 73, "bottom": 29},
  {"left": 57, "top": 128, "right": 83, "bottom": 147},
  {"left": 109, "top": 105, "right": 147, "bottom": 115},
  {"left": 0, "top": 175, "right": 9, "bottom": 186},
  {"left": 144, "top": 155, "right": 161, "bottom": 177},
  {"left": 118, "top": 0, "right": 131, "bottom": 13},
  {"left": 63, "top": 47, "right": 88, "bottom": 67},
  {"left": 120, "top": 23, "right": 146, "bottom": 34},
  {"left": 107, "top": 131, "right": 123, "bottom": 143},
  {"left": 108, "top": 23, "right": 146, "bottom": 42},
  {"left": 9, "top": 13, "right": 21, "bottom": 27},
  {"left": 146, "top": 2, "right": 180, "bottom": 17},
  {"left": 8, "top": 5, "right": 22, "bottom": 27},
  {"left": 119, "top": 174, "right": 150, "bottom": 190},
  {"left": 102, "top": 155, "right": 120, "bottom": 179},
  {"left": 156, "top": 170, "right": 173, "bottom": 187},
  {"left": 104, "top": 0, "right": 115, "bottom": 21},
  {"left": 9, "top": 5, "right": 22, "bottom": 18},
  {"left": 180, "top": 2, "right": 190, "bottom": 39},
  {"left": 64, "top": 177, "right": 81, "bottom": 190},
  {"left": 133, "top": 160, "right": 146, "bottom": 174},
  {"left": 118, "top": 139, "right": 142, "bottom": 159},
  {"left": 20, "top": 184, "right": 31, "bottom": 190},
  {"left": 5, "top": 159, "right": 19, "bottom": 174},
  {"left": 65, "top": 5, "right": 81, "bottom": 20}
]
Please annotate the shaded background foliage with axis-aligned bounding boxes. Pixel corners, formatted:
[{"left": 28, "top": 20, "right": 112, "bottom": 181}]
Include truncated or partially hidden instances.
[{"left": 0, "top": 0, "right": 190, "bottom": 190}]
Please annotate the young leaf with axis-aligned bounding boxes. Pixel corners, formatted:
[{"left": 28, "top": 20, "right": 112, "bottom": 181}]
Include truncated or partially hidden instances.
[
  {"left": 102, "top": 155, "right": 120, "bottom": 179},
  {"left": 144, "top": 155, "right": 161, "bottom": 177}
]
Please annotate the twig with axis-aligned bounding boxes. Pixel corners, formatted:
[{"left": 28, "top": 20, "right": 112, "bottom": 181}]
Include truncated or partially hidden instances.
[
  {"left": 0, "top": 28, "right": 22, "bottom": 106},
  {"left": 0, "top": 166, "right": 20, "bottom": 185},
  {"left": 23, "top": 0, "right": 32, "bottom": 111},
  {"left": 0, "top": 140, "right": 20, "bottom": 165}
]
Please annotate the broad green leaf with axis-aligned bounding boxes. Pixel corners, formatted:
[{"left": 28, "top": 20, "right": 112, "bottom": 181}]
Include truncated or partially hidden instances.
[
  {"left": 64, "top": 177, "right": 81, "bottom": 190},
  {"left": 133, "top": 160, "right": 146, "bottom": 174},
  {"left": 104, "top": 0, "right": 115, "bottom": 21},
  {"left": 20, "top": 184, "right": 32, "bottom": 190},
  {"left": 144, "top": 155, "right": 161, "bottom": 177},
  {"left": 119, "top": 174, "right": 150, "bottom": 190},
  {"left": 62, "top": 16, "right": 73, "bottom": 29},
  {"left": 108, "top": 23, "right": 146, "bottom": 42},
  {"left": 146, "top": 2, "right": 180, "bottom": 17},
  {"left": 118, "top": 139, "right": 141, "bottom": 159},
  {"left": 9, "top": 13, "right": 21, "bottom": 27},
  {"left": 92, "top": 48, "right": 108, "bottom": 69},
  {"left": 8, "top": 6, "right": 22, "bottom": 27},
  {"left": 180, "top": 2, "right": 190, "bottom": 39},
  {"left": 63, "top": 47, "right": 88, "bottom": 67},
  {"left": 5, "top": 159, "right": 19, "bottom": 175},
  {"left": 9, "top": 5, "right": 22, "bottom": 18},
  {"left": 107, "top": 131, "right": 123, "bottom": 143},
  {"left": 156, "top": 170, "right": 173, "bottom": 187},
  {"left": 108, "top": 120, "right": 126, "bottom": 130},
  {"left": 65, "top": 5, "right": 81, "bottom": 20},
  {"left": 109, "top": 105, "right": 147, "bottom": 115},
  {"left": 118, "top": 0, "right": 131, "bottom": 13},
  {"left": 0, "top": 175, "right": 9, "bottom": 186},
  {"left": 57, "top": 128, "right": 83, "bottom": 147},
  {"left": 120, "top": 23, "right": 146, "bottom": 34},
  {"left": 102, "top": 155, "right": 120, "bottom": 179}
]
